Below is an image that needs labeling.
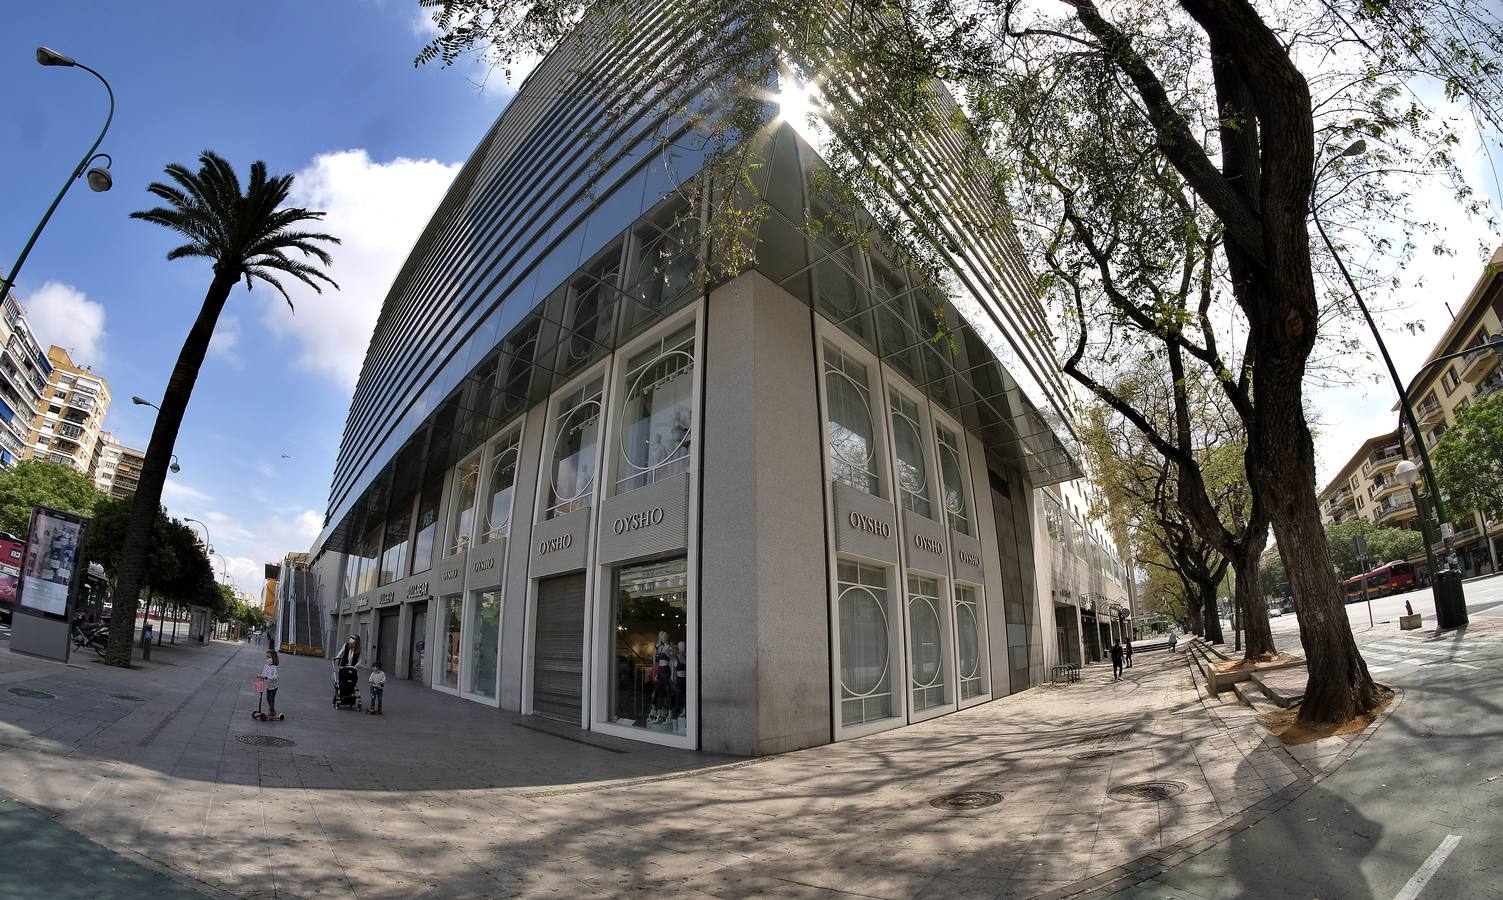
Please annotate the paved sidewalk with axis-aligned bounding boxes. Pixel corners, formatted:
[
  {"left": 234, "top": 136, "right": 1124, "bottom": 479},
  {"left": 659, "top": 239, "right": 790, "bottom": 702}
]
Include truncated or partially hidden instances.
[{"left": 0, "top": 639, "right": 1331, "bottom": 899}]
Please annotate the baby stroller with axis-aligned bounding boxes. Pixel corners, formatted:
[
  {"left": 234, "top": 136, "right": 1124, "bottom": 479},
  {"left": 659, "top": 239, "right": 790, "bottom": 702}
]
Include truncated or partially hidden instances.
[{"left": 332, "top": 665, "right": 362, "bottom": 711}]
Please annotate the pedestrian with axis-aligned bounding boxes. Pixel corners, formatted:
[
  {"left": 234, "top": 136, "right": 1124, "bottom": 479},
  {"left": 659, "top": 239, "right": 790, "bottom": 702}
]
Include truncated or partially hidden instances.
[
  {"left": 1110, "top": 640, "right": 1125, "bottom": 680},
  {"left": 1169, "top": 631, "right": 1179, "bottom": 653},
  {"left": 332, "top": 634, "right": 362, "bottom": 687},
  {"left": 366, "top": 661, "right": 386, "bottom": 715},
  {"left": 261, "top": 650, "right": 281, "bottom": 719},
  {"left": 1125, "top": 639, "right": 1134, "bottom": 669}
]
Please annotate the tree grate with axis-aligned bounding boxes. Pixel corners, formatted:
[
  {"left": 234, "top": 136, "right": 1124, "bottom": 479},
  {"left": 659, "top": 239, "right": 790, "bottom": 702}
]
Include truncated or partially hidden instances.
[
  {"left": 110, "top": 694, "right": 146, "bottom": 702},
  {"left": 1109, "top": 781, "right": 1186, "bottom": 802},
  {"left": 8, "top": 688, "right": 55, "bottom": 700},
  {"left": 235, "top": 734, "right": 296, "bottom": 748},
  {"left": 1071, "top": 749, "right": 1124, "bottom": 761},
  {"left": 928, "top": 791, "right": 1003, "bottom": 811}
]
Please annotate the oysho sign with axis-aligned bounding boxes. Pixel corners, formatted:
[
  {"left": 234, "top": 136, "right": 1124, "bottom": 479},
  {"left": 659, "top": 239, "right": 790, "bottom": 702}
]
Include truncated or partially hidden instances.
[
  {"left": 473, "top": 557, "right": 496, "bottom": 574},
  {"left": 539, "top": 533, "right": 574, "bottom": 555},
  {"left": 613, "top": 506, "right": 665, "bottom": 536},
  {"left": 958, "top": 548, "right": 982, "bottom": 568},
  {"left": 913, "top": 533, "right": 943, "bottom": 555},
  {"left": 847, "top": 511, "right": 892, "bottom": 539}
]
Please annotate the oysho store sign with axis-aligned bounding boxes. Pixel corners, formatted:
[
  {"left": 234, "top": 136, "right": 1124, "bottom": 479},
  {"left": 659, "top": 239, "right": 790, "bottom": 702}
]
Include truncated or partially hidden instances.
[
  {"left": 614, "top": 506, "right": 665, "bottom": 535},
  {"left": 848, "top": 512, "right": 891, "bottom": 539},
  {"left": 597, "top": 474, "right": 689, "bottom": 565}
]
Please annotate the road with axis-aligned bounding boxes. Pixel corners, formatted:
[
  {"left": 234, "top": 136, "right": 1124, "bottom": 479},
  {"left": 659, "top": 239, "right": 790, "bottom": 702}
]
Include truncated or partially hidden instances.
[{"left": 1124, "top": 576, "right": 1503, "bottom": 898}]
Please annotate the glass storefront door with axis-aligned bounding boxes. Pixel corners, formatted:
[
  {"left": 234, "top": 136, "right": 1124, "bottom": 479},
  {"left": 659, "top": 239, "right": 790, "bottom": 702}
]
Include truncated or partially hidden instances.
[
  {"left": 409, "top": 602, "right": 428, "bottom": 681},
  {"left": 441, "top": 595, "right": 462, "bottom": 691},
  {"left": 906, "top": 574, "right": 952, "bottom": 715},
  {"left": 607, "top": 557, "right": 688, "bottom": 736},
  {"left": 465, "top": 590, "right": 502, "bottom": 701}
]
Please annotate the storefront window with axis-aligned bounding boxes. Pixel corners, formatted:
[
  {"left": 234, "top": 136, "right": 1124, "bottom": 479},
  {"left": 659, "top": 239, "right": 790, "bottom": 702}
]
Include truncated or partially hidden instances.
[
  {"left": 341, "top": 553, "right": 358, "bottom": 599},
  {"left": 547, "top": 377, "right": 603, "bottom": 518},
  {"left": 481, "top": 432, "right": 519, "bottom": 543},
  {"left": 937, "top": 424, "right": 971, "bottom": 535},
  {"left": 838, "top": 559, "right": 895, "bottom": 727},
  {"left": 378, "top": 503, "right": 411, "bottom": 586},
  {"left": 410, "top": 478, "right": 442, "bottom": 575},
  {"left": 446, "top": 456, "right": 480, "bottom": 556},
  {"left": 609, "top": 557, "right": 688, "bottom": 735},
  {"left": 955, "top": 585, "right": 985, "bottom": 700},
  {"left": 908, "top": 574, "right": 950, "bottom": 711},
  {"left": 442, "top": 596, "right": 462, "bottom": 690},
  {"left": 467, "top": 591, "right": 501, "bottom": 698},
  {"left": 356, "top": 527, "right": 381, "bottom": 594},
  {"left": 889, "top": 389, "right": 932, "bottom": 518},
  {"left": 617, "top": 325, "right": 694, "bottom": 492},
  {"left": 824, "top": 342, "right": 880, "bottom": 495}
]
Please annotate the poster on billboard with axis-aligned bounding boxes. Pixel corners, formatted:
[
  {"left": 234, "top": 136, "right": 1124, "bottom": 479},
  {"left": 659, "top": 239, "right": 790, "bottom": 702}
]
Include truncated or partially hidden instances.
[{"left": 16, "top": 507, "right": 89, "bottom": 620}]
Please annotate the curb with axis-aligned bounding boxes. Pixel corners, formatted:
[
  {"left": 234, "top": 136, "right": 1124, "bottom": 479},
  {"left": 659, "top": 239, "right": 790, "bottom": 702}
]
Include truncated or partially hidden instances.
[{"left": 1037, "top": 686, "right": 1405, "bottom": 899}]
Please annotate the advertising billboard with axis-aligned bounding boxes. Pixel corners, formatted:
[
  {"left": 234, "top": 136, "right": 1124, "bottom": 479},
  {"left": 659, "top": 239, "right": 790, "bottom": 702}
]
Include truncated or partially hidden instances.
[{"left": 17, "top": 507, "right": 89, "bottom": 619}]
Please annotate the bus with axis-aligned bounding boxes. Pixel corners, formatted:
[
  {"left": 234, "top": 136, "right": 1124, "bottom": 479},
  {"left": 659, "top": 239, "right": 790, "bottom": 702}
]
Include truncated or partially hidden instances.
[
  {"left": 0, "top": 532, "right": 21, "bottom": 623},
  {"left": 1344, "top": 560, "right": 1416, "bottom": 602}
]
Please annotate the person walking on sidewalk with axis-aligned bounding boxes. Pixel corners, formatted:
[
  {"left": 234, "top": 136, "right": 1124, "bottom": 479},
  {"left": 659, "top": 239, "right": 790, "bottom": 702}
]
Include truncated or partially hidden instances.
[
  {"left": 1110, "top": 640, "right": 1125, "bottom": 680},
  {"left": 1125, "top": 639, "right": 1134, "bottom": 669},
  {"left": 261, "top": 650, "right": 281, "bottom": 718},
  {"left": 1169, "top": 631, "right": 1179, "bottom": 653},
  {"left": 366, "top": 662, "right": 386, "bottom": 715}
]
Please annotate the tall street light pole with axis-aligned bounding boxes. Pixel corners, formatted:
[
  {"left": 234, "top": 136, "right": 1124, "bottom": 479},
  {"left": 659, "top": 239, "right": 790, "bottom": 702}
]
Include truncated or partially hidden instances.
[{"left": 0, "top": 48, "right": 115, "bottom": 303}]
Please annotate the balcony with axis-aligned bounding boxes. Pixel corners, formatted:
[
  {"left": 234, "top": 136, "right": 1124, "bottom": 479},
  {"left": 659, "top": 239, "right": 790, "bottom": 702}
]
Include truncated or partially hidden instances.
[
  {"left": 1461, "top": 343, "right": 1499, "bottom": 383},
  {"left": 63, "top": 392, "right": 95, "bottom": 413},
  {"left": 1417, "top": 395, "right": 1444, "bottom": 424},
  {"left": 1362, "top": 448, "right": 1404, "bottom": 477},
  {"left": 1476, "top": 370, "right": 1503, "bottom": 401},
  {"left": 47, "top": 451, "right": 74, "bottom": 467},
  {"left": 1376, "top": 495, "right": 1418, "bottom": 525},
  {"left": 57, "top": 422, "right": 84, "bottom": 440},
  {"left": 1370, "top": 478, "right": 1405, "bottom": 500}
]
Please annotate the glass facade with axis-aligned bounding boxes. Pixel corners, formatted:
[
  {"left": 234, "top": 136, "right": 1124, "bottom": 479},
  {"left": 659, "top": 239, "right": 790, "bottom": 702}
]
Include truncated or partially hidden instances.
[
  {"left": 410, "top": 479, "right": 441, "bottom": 575},
  {"left": 609, "top": 557, "right": 689, "bottom": 735},
  {"left": 547, "top": 377, "right": 604, "bottom": 518},
  {"left": 616, "top": 325, "right": 694, "bottom": 492},
  {"left": 824, "top": 342, "right": 881, "bottom": 495},
  {"left": 467, "top": 591, "right": 502, "bottom": 699}
]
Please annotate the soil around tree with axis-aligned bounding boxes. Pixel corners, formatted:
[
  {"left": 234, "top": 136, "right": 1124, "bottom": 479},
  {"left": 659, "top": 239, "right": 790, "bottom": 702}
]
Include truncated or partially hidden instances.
[
  {"left": 1212, "top": 652, "right": 1300, "bottom": 673},
  {"left": 1263, "top": 686, "right": 1395, "bottom": 746}
]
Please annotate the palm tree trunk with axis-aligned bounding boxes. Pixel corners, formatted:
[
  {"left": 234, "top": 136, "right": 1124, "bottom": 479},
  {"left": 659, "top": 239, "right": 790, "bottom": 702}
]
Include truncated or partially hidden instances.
[{"left": 104, "top": 266, "right": 239, "bottom": 666}]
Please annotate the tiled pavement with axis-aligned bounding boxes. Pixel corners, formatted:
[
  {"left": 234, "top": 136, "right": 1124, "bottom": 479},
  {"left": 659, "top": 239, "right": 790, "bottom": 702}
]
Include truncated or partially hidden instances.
[{"left": 0, "top": 638, "right": 1352, "bottom": 899}]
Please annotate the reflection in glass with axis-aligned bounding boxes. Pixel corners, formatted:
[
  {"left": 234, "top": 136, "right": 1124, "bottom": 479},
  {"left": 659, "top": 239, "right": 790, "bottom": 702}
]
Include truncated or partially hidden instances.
[
  {"left": 956, "top": 585, "right": 985, "bottom": 700},
  {"left": 467, "top": 591, "right": 501, "bottom": 698},
  {"left": 548, "top": 378, "right": 604, "bottom": 518},
  {"left": 937, "top": 425, "right": 971, "bottom": 535},
  {"left": 379, "top": 504, "right": 411, "bottom": 586},
  {"left": 610, "top": 557, "right": 688, "bottom": 735},
  {"left": 838, "top": 559, "right": 894, "bottom": 727},
  {"left": 446, "top": 457, "right": 480, "bottom": 556},
  {"left": 890, "top": 389, "right": 932, "bottom": 518},
  {"left": 481, "top": 432, "right": 519, "bottom": 543},
  {"left": 908, "top": 574, "right": 949, "bottom": 711},
  {"left": 824, "top": 342, "right": 879, "bottom": 495},
  {"left": 625, "top": 211, "right": 699, "bottom": 332},
  {"left": 410, "top": 479, "right": 442, "bottom": 575},
  {"left": 442, "top": 596, "right": 462, "bottom": 690},
  {"left": 617, "top": 324, "right": 694, "bottom": 492}
]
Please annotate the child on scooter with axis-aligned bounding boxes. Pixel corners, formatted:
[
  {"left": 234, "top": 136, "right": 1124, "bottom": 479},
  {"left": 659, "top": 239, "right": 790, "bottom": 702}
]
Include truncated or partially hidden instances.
[
  {"left": 261, "top": 650, "right": 281, "bottom": 719},
  {"left": 366, "top": 661, "right": 386, "bottom": 715}
]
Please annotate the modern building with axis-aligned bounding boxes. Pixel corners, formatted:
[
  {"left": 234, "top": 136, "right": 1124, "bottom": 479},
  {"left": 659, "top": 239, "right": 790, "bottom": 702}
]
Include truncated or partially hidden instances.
[
  {"left": 1317, "top": 244, "right": 1503, "bottom": 578},
  {"left": 24, "top": 346, "right": 111, "bottom": 475},
  {"left": 1042, "top": 479, "right": 1134, "bottom": 665},
  {"left": 304, "top": 9, "right": 1128, "bottom": 755},
  {"left": 91, "top": 432, "right": 146, "bottom": 500},
  {"left": 0, "top": 292, "right": 53, "bottom": 467}
]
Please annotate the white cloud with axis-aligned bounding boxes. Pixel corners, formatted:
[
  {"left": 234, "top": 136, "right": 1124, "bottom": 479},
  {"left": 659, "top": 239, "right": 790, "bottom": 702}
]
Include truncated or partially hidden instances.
[
  {"left": 261, "top": 150, "right": 460, "bottom": 389},
  {"left": 223, "top": 555, "right": 263, "bottom": 588},
  {"left": 209, "top": 315, "right": 242, "bottom": 366},
  {"left": 23, "top": 281, "right": 107, "bottom": 366},
  {"left": 161, "top": 480, "right": 214, "bottom": 503}
]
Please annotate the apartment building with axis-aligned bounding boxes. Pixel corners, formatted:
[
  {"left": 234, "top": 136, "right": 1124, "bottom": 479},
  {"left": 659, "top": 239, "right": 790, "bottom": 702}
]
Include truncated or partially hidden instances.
[
  {"left": 24, "top": 346, "right": 111, "bottom": 475},
  {"left": 92, "top": 432, "right": 146, "bottom": 500},
  {"left": 1318, "top": 432, "right": 1412, "bottom": 528},
  {"left": 1041, "top": 479, "right": 1134, "bottom": 665},
  {"left": 0, "top": 295, "right": 52, "bottom": 467}
]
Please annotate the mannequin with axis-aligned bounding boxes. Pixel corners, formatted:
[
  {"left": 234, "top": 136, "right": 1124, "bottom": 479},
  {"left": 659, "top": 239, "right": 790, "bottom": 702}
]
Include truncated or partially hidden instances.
[
  {"left": 673, "top": 639, "right": 688, "bottom": 731},
  {"left": 650, "top": 631, "right": 673, "bottom": 725}
]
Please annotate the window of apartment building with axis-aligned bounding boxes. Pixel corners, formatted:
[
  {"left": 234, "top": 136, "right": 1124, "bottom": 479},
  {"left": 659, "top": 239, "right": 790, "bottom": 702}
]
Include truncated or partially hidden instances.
[
  {"left": 823, "top": 340, "right": 883, "bottom": 496},
  {"left": 1442, "top": 366, "right": 1461, "bottom": 394}
]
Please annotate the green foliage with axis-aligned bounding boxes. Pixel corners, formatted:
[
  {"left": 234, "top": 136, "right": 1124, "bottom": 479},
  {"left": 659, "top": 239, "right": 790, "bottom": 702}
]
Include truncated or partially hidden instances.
[
  {"left": 1259, "top": 552, "right": 1287, "bottom": 598},
  {"left": 85, "top": 497, "right": 218, "bottom": 608},
  {"left": 1324, "top": 519, "right": 1425, "bottom": 579},
  {"left": 1434, "top": 391, "right": 1503, "bottom": 526},
  {"left": 0, "top": 460, "right": 103, "bottom": 536}
]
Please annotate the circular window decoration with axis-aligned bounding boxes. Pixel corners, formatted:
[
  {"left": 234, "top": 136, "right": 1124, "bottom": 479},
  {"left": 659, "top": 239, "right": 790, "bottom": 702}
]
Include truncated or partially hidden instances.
[
  {"left": 550, "top": 399, "right": 601, "bottom": 505},
  {"left": 940, "top": 446, "right": 966, "bottom": 515},
  {"left": 838, "top": 585, "right": 890, "bottom": 697},
  {"left": 892, "top": 413, "right": 928, "bottom": 498},
  {"left": 956, "top": 603, "right": 980, "bottom": 679},
  {"left": 483, "top": 445, "right": 518, "bottom": 538},
  {"left": 909, "top": 596, "right": 944, "bottom": 687},
  {"left": 620, "top": 349, "right": 695, "bottom": 474},
  {"left": 826, "top": 371, "right": 875, "bottom": 471}
]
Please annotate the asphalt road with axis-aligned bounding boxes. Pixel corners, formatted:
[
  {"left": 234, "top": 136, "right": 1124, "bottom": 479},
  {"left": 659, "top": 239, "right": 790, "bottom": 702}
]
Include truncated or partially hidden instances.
[{"left": 1122, "top": 578, "right": 1503, "bottom": 899}]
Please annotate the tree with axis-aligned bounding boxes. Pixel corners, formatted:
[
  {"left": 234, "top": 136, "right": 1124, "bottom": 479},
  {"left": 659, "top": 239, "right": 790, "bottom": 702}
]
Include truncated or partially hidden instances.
[
  {"left": 1259, "top": 550, "right": 1287, "bottom": 600},
  {"left": 1434, "top": 392, "right": 1503, "bottom": 532},
  {"left": 103, "top": 152, "right": 338, "bottom": 667},
  {"left": 1323, "top": 519, "right": 1424, "bottom": 579},
  {"left": 416, "top": 0, "right": 1503, "bottom": 723},
  {"left": 0, "top": 460, "right": 103, "bottom": 536}
]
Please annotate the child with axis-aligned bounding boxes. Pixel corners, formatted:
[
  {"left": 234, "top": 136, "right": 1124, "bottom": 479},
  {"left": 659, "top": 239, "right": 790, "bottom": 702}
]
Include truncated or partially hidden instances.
[
  {"left": 261, "top": 650, "right": 281, "bottom": 718},
  {"left": 366, "top": 661, "right": 386, "bottom": 715}
]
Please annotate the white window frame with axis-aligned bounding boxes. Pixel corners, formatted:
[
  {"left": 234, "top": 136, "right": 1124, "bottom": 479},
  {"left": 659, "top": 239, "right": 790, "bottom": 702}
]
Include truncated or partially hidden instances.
[
  {"left": 605, "top": 312, "right": 698, "bottom": 497},
  {"left": 953, "top": 581, "right": 991, "bottom": 709},
  {"left": 885, "top": 380, "right": 938, "bottom": 521},
  {"left": 818, "top": 326, "right": 891, "bottom": 501},
  {"left": 930, "top": 406, "right": 977, "bottom": 538},
  {"left": 537, "top": 365, "right": 609, "bottom": 522},
  {"left": 478, "top": 419, "right": 524, "bottom": 545},
  {"left": 905, "top": 571, "right": 956, "bottom": 723},
  {"left": 444, "top": 450, "right": 482, "bottom": 558},
  {"left": 457, "top": 587, "right": 503, "bottom": 707}
]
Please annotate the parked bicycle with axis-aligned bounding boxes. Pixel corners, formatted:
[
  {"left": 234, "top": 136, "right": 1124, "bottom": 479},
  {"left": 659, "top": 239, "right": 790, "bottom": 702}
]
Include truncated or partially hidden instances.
[{"left": 70, "top": 612, "right": 108, "bottom": 656}]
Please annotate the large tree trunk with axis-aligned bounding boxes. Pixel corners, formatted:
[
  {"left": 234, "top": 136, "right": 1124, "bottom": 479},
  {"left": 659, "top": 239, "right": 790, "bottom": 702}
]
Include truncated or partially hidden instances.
[
  {"left": 1200, "top": 583, "right": 1223, "bottom": 644},
  {"left": 1232, "top": 539, "right": 1276, "bottom": 659},
  {"left": 105, "top": 267, "right": 239, "bottom": 666}
]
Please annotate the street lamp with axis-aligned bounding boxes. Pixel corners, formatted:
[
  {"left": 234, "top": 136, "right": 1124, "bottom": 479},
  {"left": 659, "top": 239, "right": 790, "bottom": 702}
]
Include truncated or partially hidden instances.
[
  {"left": 169, "top": 454, "right": 181, "bottom": 474},
  {"left": 0, "top": 48, "right": 115, "bottom": 305},
  {"left": 131, "top": 396, "right": 159, "bottom": 409}
]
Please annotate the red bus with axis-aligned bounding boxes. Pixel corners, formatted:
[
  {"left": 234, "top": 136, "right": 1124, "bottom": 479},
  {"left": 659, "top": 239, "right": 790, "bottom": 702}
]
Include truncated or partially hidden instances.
[
  {"left": 0, "top": 532, "right": 23, "bottom": 622},
  {"left": 1345, "top": 560, "right": 1416, "bottom": 602}
]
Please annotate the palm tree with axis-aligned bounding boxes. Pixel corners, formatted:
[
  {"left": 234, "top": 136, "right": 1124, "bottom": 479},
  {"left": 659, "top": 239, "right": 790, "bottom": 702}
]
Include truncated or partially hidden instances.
[{"left": 104, "top": 151, "right": 337, "bottom": 666}]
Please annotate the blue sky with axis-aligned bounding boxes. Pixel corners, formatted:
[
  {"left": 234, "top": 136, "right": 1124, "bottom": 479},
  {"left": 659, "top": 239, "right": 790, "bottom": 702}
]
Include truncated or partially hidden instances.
[{"left": 0, "top": 1, "right": 509, "bottom": 594}]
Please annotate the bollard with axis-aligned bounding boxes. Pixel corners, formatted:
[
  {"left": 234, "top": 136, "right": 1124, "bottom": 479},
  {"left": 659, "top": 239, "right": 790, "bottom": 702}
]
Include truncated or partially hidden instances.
[{"left": 140, "top": 623, "right": 152, "bottom": 661}]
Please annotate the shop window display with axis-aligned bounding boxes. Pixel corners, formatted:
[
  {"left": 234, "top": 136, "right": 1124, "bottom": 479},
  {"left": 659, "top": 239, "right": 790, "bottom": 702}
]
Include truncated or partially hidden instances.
[
  {"left": 908, "top": 574, "right": 949, "bottom": 711},
  {"left": 447, "top": 456, "right": 480, "bottom": 555},
  {"left": 548, "top": 377, "right": 604, "bottom": 518},
  {"left": 467, "top": 591, "right": 501, "bottom": 698},
  {"left": 609, "top": 557, "right": 688, "bottom": 735},
  {"left": 838, "top": 559, "right": 895, "bottom": 727},
  {"left": 824, "top": 342, "right": 881, "bottom": 496},
  {"left": 617, "top": 324, "right": 694, "bottom": 493},
  {"left": 442, "top": 596, "right": 462, "bottom": 690}
]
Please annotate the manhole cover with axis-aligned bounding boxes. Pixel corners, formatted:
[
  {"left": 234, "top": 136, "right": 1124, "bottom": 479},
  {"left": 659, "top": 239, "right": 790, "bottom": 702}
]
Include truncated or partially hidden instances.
[
  {"left": 235, "top": 734, "right": 296, "bottom": 748},
  {"left": 110, "top": 694, "right": 145, "bottom": 702},
  {"left": 1071, "top": 749, "right": 1123, "bottom": 761},
  {"left": 8, "top": 688, "right": 54, "bottom": 700},
  {"left": 1109, "top": 781, "right": 1186, "bottom": 802},
  {"left": 928, "top": 791, "right": 1003, "bottom": 810}
]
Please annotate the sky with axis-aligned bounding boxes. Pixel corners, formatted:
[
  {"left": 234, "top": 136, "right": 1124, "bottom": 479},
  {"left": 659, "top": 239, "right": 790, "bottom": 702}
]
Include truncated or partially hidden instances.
[{"left": 1, "top": 3, "right": 1499, "bottom": 598}]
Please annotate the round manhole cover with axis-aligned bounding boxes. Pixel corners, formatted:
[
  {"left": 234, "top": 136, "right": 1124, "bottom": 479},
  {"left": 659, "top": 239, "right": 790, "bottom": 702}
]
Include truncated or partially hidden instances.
[
  {"left": 929, "top": 791, "right": 1003, "bottom": 811},
  {"left": 110, "top": 694, "right": 145, "bottom": 702},
  {"left": 1071, "top": 749, "right": 1123, "bottom": 761},
  {"left": 8, "top": 688, "right": 54, "bottom": 700},
  {"left": 235, "top": 734, "right": 296, "bottom": 748},
  {"left": 1109, "top": 781, "right": 1186, "bottom": 802}
]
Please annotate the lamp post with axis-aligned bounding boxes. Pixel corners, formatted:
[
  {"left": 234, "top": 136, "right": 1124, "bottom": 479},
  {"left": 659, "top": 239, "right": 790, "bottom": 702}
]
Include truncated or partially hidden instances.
[{"left": 0, "top": 48, "right": 115, "bottom": 304}]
